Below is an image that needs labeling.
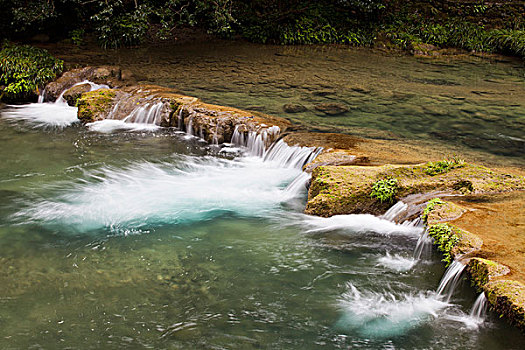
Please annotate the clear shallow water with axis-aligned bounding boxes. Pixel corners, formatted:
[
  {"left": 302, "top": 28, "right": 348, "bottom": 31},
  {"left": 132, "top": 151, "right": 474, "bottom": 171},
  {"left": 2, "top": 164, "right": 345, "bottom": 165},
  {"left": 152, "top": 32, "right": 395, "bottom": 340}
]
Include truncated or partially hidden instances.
[
  {"left": 47, "top": 41, "right": 525, "bottom": 163},
  {"left": 1, "top": 105, "right": 525, "bottom": 349}
]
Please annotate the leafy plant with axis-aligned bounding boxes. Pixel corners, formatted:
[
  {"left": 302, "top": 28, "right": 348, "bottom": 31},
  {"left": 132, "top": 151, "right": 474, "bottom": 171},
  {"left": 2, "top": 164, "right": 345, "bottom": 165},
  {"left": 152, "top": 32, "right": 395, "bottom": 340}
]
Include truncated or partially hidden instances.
[
  {"left": 69, "top": 29, "right": 85, "bottom": 46},
  {"left": 0, "top": 42, "right": 63, "bottom": 101},
  {"left": 91, "top": 2, "right": 150, "bottom": 49},
  {"left": 427, "top": 223, "right": 460, "bottom": 266},
  {"left": 421, "top": 198, "right": 445, "bottom": 222},
  {"left": 370, "top": 177, "right": 398, "bottom": 203},
  {"left": 424, "top": 157, "right": 465, "bottom": 176}
]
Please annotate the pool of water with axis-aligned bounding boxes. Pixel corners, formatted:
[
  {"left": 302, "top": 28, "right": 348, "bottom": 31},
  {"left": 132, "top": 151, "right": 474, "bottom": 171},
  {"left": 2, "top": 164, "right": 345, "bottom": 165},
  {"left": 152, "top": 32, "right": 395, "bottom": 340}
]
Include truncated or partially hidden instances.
[
  {"left": 1, "top": 102, "right": 524, "bottom": 349},
  {"left": 47, "top": 41, "right": 525, "bottom": 163}
]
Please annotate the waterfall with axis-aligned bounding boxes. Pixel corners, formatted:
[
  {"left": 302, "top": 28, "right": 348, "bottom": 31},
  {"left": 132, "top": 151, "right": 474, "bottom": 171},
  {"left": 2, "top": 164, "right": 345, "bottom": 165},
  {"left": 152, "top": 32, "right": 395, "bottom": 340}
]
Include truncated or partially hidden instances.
[
  {"left": 382, "top": 201, "right": 408, "bottom": 222},
  {"left": 413, "top": 229, "right": 432, "bottom": 260},
  {"left": 436, "top": 261, "right": 466, "bottom": 302},
  {"left": 231, "top": 125, "right": 281, "bottom": 157},
  {"left": 55, "top": 80, "right": 109, "bottom": 105},
  {"left": 37, "top": 89, "right": 45, "bottom": 103},
  {"left": 469, "top": 293, "right": 488, "bottom": 320},
  {"left": 120, "top": 102, "right": 165, "bottom": 125},
  {"left": 264, "top": 140, "right": 323, "bottom": 169}
]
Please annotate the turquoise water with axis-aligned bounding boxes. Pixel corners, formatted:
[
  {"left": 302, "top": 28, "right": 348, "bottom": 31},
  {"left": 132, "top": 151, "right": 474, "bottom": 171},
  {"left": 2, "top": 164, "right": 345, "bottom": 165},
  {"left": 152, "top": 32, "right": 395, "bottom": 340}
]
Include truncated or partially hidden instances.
[{"left": 1, "top": 103, "right": 524, "bottom": 348}]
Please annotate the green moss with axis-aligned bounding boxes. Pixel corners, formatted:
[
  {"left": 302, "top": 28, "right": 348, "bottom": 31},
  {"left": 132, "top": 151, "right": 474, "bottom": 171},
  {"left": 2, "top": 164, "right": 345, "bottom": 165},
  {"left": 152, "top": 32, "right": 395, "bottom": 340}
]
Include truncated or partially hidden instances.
[
  {"left": 370, "top": 177, "right": 398, "bottom": 203},
  {"left": 427, "top": 223, "right": 459, "bottom": 266},
  {"left": 77, "top": 89, "right": 116, "bottom": 123}
]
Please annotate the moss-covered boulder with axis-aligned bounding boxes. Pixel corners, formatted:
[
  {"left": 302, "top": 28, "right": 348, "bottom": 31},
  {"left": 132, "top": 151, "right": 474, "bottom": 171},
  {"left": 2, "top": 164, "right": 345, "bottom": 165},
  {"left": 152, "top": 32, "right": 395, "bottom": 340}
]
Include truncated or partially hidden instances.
[
  {"left": 485, "top": 280, "right": 525, "bottom": 331},
  {"left": 77, "top": 89, "right": 116, "bottom": 123},
  {"left": 305, "top": 162, "right": 525, "bottom": 217},
  {"left": 467, "top": 258, "right": 511, "bottom": 292}
]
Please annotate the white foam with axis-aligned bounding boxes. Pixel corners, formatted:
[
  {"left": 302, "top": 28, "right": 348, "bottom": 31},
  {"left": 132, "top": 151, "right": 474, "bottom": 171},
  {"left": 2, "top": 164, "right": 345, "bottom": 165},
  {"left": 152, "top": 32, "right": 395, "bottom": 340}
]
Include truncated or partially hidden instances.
[
  {"left": 300, "top": 214, "right": 423, "bottom": 236},
  {"left": 14, "top": 156, "right": 306, "bottom": 233},
  {"left": 377, "top": 252, "right": 417, "bottom": 272},
  {"left": 336, "top": 283, "right": 449, "bottom": 338},
  {"left": 86, "top": 119, "right": 160, "bottom": 133},
  {"left": 1, "top": 103, "right": 78, "bottom": 128}
]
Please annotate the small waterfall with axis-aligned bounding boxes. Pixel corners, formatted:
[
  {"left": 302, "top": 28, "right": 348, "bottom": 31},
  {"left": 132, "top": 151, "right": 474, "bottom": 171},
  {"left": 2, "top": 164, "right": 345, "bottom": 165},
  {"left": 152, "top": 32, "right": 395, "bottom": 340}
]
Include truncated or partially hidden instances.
[
  {"left": 284, "top": 172, "right": 311, "bottom": 194},
  {"left": 55, "top": 80, "right": 109, "bottom": 104},
  {"left": 187, "top": 114, "right": 194, "bottom": 136},
  {"left": 231, "top": 125, "right": 281, "bottom": 157},
  {"left": 37, "top": 89, "right": 45, "bottom": 103},
  {"left": 121, "top": 102, "right": 165, "bottom": 125},
  {"left": 436, "top": 260, "right": 466, "bottom": 302},
  {"left": 264, "top": 140, "right": 323, "bottom": 169},
  {"left": 382, "top": 201, "right": 408, "bottom": 222},
  {"left": 413, "top": 229, "right": 432, "bottom": 260},
  {"left": 469, "top": 293, "right": 488, "bottom": 320}
]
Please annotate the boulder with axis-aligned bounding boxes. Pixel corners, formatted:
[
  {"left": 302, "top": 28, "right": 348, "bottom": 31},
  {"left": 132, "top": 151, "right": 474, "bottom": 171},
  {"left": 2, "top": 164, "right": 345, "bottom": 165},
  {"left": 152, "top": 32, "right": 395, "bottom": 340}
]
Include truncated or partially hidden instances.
[
  {"left": 44, "top": 66, "right": 133, "bottom": 102},
  {"left": 62, "top": 83, "right": 91, "bottom": 106}
]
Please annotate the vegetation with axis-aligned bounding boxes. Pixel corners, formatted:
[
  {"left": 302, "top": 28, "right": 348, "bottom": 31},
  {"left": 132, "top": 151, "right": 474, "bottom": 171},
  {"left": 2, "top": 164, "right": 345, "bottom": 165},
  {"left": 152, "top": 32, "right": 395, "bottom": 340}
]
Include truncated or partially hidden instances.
[
  {"left": 0, "top": 1, "right": 523, "bottom": 57},
  {"left": 370, "top": 178, "right": 398, "bottom": 203},
  {"left": 424, "top": 157, "right": 465, "bottom": 176},
  {"left": 421, "top": 198, "right": 445, "bottom": 223},
  {"left": 0, "top": 42, "right": 63, "bottom": 101},
  {"left": 427, "top": 223, "right": 459, "bottom": 266}
]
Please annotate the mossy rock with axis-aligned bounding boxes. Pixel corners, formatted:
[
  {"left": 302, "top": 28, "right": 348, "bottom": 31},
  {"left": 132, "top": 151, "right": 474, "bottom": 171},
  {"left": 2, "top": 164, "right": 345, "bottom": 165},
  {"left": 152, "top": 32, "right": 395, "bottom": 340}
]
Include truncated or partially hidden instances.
[
  {"left": 77, "top": 89, "right": 116, "bottom": 123},
  {"left": 467, "top": 258, "right": 510, "bottom": 292},
  {"left": 305, "top": 162, "right": 525, "bottom": 217},
  {"left": 485, "top": 280, "right": 525, "bottom": 331},
  {"left": 63, "top": 83, "right": 91, "bottom": 106}
]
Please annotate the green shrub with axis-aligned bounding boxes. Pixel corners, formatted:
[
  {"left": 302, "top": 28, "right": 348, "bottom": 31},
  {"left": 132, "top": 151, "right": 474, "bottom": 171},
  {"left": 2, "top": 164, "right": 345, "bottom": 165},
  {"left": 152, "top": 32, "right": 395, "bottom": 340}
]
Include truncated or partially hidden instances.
[
  {"left": 427, "top": 223, "right": 460, "bottom": 266},
  {"left": 69, "top": 29, "right": 85, "bottom": 46},
  {"left": 370, "top": 177, "right": 398, "bottom": 203},
  {"left": 91, "top": 4, "right": 150, "bottom": 49},
  {"left": 0, "top": 42, "right": 63, "bottom": 101}
]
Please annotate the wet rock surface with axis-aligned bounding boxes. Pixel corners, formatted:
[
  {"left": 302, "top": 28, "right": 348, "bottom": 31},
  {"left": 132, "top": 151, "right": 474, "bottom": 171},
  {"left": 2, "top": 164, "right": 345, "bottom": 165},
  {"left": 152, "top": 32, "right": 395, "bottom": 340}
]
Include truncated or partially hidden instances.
[
  {"left": 44, "top": 66, "right": 133, "bottom": 102},
  {"left": 75, "top": 82, "right": 291, "bottom": 144},
  {"left": 62, "top": 83, "right": 91, "bottom": 106}
]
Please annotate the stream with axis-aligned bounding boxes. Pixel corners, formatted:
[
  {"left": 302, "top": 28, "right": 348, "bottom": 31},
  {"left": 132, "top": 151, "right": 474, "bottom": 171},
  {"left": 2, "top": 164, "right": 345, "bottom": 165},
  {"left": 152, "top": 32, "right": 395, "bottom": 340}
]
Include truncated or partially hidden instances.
[{"left": 1, "top": 43, "right": 524, "bottom": 349}]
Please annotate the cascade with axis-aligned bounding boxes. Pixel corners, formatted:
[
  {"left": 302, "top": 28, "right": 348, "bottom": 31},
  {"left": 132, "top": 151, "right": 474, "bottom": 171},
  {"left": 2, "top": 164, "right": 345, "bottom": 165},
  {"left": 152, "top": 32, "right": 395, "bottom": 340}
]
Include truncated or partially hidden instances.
[
  {"left": 230, "top": 125, "right": 322, "bottom": 169},
  {"left": 470, "top": 292, "right": 488, "bottom": 320},
  {"left": 413, "top": 229, "right": 432, "bottom": 260},
  {"left": 55, "top": 80, "right": 109, "bottom": 104},
  {"left": 382, "top": 201, "right": 408, "bottom": 222},
  {"left": 120, "top": 102, "right": 165, "bottom": 125},
  {"left": 436, "top": 260, "right": 466, "bottom": 302}
]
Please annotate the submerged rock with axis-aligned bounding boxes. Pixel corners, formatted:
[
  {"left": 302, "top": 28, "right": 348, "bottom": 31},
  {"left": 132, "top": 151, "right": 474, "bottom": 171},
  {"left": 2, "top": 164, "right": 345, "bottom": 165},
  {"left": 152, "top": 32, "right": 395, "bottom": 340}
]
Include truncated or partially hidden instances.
[
  {"left": 283, "top": 104, "right": 307, "bottom": 113},
  {"left": 314, "top": 103, "right": 349, "bottom": 116}
]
